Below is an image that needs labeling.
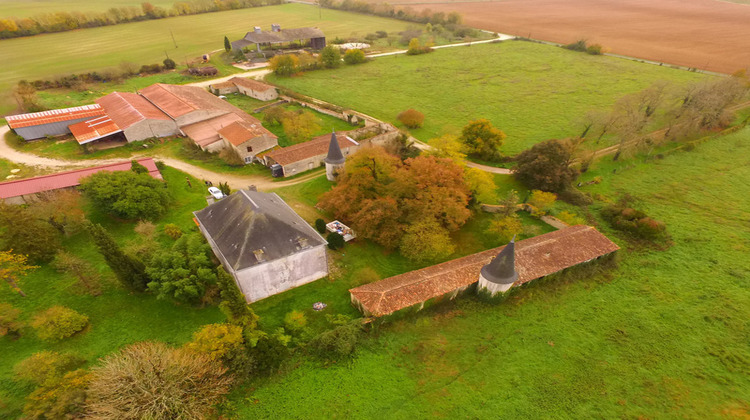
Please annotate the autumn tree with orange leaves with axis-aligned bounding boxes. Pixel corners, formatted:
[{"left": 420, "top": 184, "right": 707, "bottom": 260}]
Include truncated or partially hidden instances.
[{"left": 318, "top": 147, "right": 471, "bottom": 262}]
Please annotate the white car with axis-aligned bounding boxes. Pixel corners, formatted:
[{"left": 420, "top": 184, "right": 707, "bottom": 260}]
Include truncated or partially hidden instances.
[{"left": 208, "top": 187, "right": 224, "bottom": 200}]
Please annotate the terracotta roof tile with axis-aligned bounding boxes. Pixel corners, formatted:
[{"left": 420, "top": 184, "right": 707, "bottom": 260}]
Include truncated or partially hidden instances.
[
  {"left": 265, "top": 132, "right": 357, "bottom": 166},
  {"left": 350, "top": 226, "right": 619, "bottom": 317},
  {"left": 218, "top": 121, "right": 277, "bottom": 146},
  {"left": 228, "top": 77, "right": 275, "bottom": 92},
  {"left": 0, "top": 158, "right": 162, "bottom": 199},
  {"left": 68, "top": 116, "right": 122, "bottom": 144},
  {"left": 6, "top": 105, "right": 105, "bottom": 129},
  {"left": 182, "top": 113, "right": 244, "bottom": 147}
]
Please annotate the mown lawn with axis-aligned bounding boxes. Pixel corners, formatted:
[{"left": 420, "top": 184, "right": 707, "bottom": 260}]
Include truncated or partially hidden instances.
[
  {"left": 0, "top": 0, "right": 175, "bottom": 18},
  {"left": 269, "top": 41, "right": 708, "bottom": 154},
  {"left": 0, "top": 3, "right": 414, "bottom": 114},
  {"left": 227, "top": 129, "right": 750, "bottom": 418}
]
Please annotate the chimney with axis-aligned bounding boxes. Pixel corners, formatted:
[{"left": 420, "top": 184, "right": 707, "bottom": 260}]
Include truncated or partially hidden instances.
[{"left": 254, "top": 26, "right": 262, "bottom": 34}]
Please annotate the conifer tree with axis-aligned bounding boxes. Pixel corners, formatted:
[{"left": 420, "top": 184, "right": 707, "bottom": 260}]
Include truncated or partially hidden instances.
[
  {"left": 224, "top": 36, "right": 231, "bottom": 52},
  {"left": 87, "top": 223, "right": 148, "bottom": 292},
  {"left": 216, "top": 267, "right": 257, "bottom": 329}
]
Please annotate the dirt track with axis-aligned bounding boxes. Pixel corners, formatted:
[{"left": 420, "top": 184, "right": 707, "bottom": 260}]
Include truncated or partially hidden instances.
[{"left": 388, "top": 0, "right": 750, "bottom": 74}]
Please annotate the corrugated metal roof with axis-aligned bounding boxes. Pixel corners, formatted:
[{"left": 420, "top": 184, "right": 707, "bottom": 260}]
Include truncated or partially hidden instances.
[
  {"left": 68, "top": 115, "right": 122, "bottom": 144},
  {"left": 0, "top": 158, "right": 162, "bottom": 199},
  {"left": 6, "top": 105, "right": 105, "bottom": 129},
  {"left": 349, "top": 226, "right": 620, "bottom": 317},
  {"left": 265, "top": 132, "right": 357, "bottom": 166},
  {"left": 96, "top": 92, "right": 172, "bottom": 129}
]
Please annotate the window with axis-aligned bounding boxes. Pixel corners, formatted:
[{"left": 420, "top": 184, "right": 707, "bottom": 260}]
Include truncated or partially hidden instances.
[{"left": 246, "top": 146, "right": 253, "bottom": 152}]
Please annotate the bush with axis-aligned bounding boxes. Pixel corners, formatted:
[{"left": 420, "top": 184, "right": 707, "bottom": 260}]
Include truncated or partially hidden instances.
[
  {"left": 375, "top": 30, "right": 388, "bottom": 38},
  {"left": 87, "top": 342, "right": 232, "bottom": 419},
  {"left": 343, "top": 49, "right": 366, "bottom": 65},
  {"left": 406, "top": 38, "right": 433, "bottom": 55},
  {"left": 163, "top": 58, "right": 177, "bottom": 69},
  {"left": 527, "top": 190, "right": 556, "bottom": 217},
  {"left": 315, "top": 218, "right": 327, "bottom": 234},
  {"left": 269, "top": 54, "right": 299, "bottom": 76},
  {"left": 327, "top": 232, "right": 345, "bottom": 250},
  {"left": 138, "top": 63, "right": 162, "bottom": 74},
  {"left": 23, "top": 369, "right": 90, "bottom": 420},
  {"left": 130, "top": 159, "right": 148, "bottom": 174},
  {"left": 586, "top": 44, "right": 603, "bottom": 55},
  {"left": 397, "top": 109, "right": 425, "bottom": 129},
  {"left": 564, "top": 39, "right": 588, "bottom": 52},
  {"left": 163, "top": 223, "right": 183, "bottom": 240},
  {"left": 555, "top": 211, "right": 585, "bottom": 226},
  {"left": 14, "top": 351, "right": 85, "bottom": 385},
  {"left": 186, "top": 323, "right": 253, "bottom": 379},
  {"left": 250, "top": 334, "right": 289, "bottom": 375},
  {"left": 284, "top": 310, "right": 308, "bottom": 332},
  {"left": 0, "top": 303, "right": 23, "bottom": 337},
  {"left": 601, "top": 203, "right": 667, "bottom": 240},
  {"left": 320, "top": 45, "right": 341, "bottom": 68},
  {"left": 308, "top": 318, "right": 363, "bottom": 360},
  {"left": 80, "top": 170, "right": 171, "bottom": 220},
  {"left": 31, "top": 306, "right": 89, "bottom": 341}
]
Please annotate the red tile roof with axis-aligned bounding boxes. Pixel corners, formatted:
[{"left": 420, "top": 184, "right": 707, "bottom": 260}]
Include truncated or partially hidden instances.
[
  {"left": 68, "top": 115, "right": 122, "bottom": 144},
  {"left": 350, "top": 225, "right": 620, "bottom": 317},
  {"left": 0, "top": 158, "right": 162, "bottom": 199},
  {"left": 6, "top": 105, "right": 105, "bottom": 129},
  {"left": 264, "top": 132, "right": 357, "bottom": 166},
  {"left": 228, "top": 77, "right": 275, "bottom": 92},
  {"left": 181, "top": 113, "right": 245, "bottom": 147},
  {"left": 139, "top": 84, "right": 198, "bottom": 118},
  {"left": 96, "top": 92, "right": 171, "bottom": 129},
  {"left": 218, "top": 121, "right": 277, "bottom": 146}
]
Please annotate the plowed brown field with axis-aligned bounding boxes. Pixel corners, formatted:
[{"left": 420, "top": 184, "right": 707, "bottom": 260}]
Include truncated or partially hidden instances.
[{"left": 387, "top": 0, "right": 750, "bottom": 74}]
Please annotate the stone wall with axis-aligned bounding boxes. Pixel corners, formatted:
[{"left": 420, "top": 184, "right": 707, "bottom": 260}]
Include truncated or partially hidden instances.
[{"left": 124, "top": 119, "right": 178, "bottom": 142}]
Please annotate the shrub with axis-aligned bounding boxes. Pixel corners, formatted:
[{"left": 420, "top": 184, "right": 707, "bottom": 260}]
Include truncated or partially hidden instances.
[
  {"left": 23, "top": 369, "right": 90, "bottom": 420},
  {"left": 601, "top": 202, "right": 667, "bottom": 240},
  {"left": 527, "top": 190, "right": 557, "bottom": 217},
  {"left": 308, "top": 318, "right": 364, "bottom": 360},
  {"left": 564, "top": 39, "right": 588, "bottom": 52},
  {"left": 327, "top": 232, "right": 345, "bottom": 250},
  {"left": 556, "top": 211, "right": 585, "bottom": 226},
  {"left": 14, "top": 351, "right": 85, "bottom": 385},
  {"left": 0, "top": 303, "right": 23, "bottom": 337},
  {"left": 138, "top": 63, "right": 162, "bottom": 74},
  {"left": 269, "top": 54, "right": 299, "bottom": 76},
  {"left": 315, "top": 218, "right": 327, "bottom": 234},
  {"left": 87, "top": 342, "right": 232, "bottom": 419},
  {"left": 146, "top": 233, "right": 217, "bottom": 304},
  {"left": 163, "top": 58, "right": 176, "bottom": 69},
  {"left": 320, "top": 45, "right": 341, "bottom": 68},
  {"left": 397, "top": 109, "right": 425, "bottom": 129},
  {"left": 343, "top": 49, "right": 366, "bottom": 65},
  {"left": 375, "top": 30, "right": 388, "bottom": 38},
  {"left": 31, "top": 306, "right": 89, "bottom": 341},
  {"left": 80, "top": 170, "right": 171, "bottom": 220},
  {"left": 163, "top": 223, "right": 183, "bottom": 240},
  {"left": 130, "top": 159, "right": 148, "bottom": 174},
  {"left": 460, "top": 119, "right": 506, "bottom": 162},
  {"left": 250, "top": 334, "right": 289, "bottom": 375},
  {"left": 284, "top": 310, "right": 307, "bottom": 332},
  {"left": 0, "top": 203, "right": 61, "bottom": 263},
  {"left": 406, "top": 38, "right": 433, "bottom": 55},
  {"left": 488, "top": 215, "right": 523, "bottom": 243},
  {"left": 586, "top": 44, "right": 603, "bottom": 55},
  {"left": 186, "top": 323, "right": 245, "bottom": 361},
  {"left": 219, "top": 146, "right": 244, "bottom": 166}
]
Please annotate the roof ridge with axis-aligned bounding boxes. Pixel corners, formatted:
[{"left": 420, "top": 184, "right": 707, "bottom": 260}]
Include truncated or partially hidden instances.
[{"left": 113, "top": 92, "right": 147, "bottom": 123}]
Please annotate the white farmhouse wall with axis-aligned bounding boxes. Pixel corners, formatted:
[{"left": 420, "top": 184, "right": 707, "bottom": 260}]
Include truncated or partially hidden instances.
[
  {"left": 175, "top": 109, "right": 227, "bottom": 127},
  {"left": 233, "top": 245, "right": 328, "bottom": 302},
  {"left": 238, "top": 86, "right": 278, "bottom": 101}
]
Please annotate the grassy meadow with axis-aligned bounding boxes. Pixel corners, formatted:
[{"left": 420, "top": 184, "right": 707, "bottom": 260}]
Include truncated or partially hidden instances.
[
  {"left": 0, "top": 0, "right": 176, "bottom": 18},
  {"left": 0, "top": 3, "right": 414, "bottom": 114},
  {"left": 269, "top": 41, "right": 708, "bottom": 154}
]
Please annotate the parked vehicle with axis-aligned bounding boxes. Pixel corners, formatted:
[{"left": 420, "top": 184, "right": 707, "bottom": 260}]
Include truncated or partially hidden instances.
[{"left": 208, "top": 186, "right": 224, "bottom": 199}]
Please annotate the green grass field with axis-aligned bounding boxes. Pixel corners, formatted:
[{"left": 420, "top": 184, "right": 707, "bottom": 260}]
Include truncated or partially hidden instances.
[
  {"left": 0, "top": 3, "right": 413, "bottom": 114},
  {"left": 226, "top": 128, "right": 750, "bottom": 418},
  {"left": 269, "top": 41, "right": 708, "bottom": 154},
  {"left": 0, "top": 0, "right": 176, "bottom": 18}
]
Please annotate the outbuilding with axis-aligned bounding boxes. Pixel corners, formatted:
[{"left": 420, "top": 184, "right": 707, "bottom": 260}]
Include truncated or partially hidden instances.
[{"left": 6, "top": 105, "right": 106, "bottom": 140}]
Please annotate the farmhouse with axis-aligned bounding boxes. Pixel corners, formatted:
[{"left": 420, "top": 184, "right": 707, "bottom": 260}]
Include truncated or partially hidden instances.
[
  {"left": 0, "top": 158, "right": 161, "bottom": 205},
  {"left": 194, "top": 189, "right": 328, "bottom": 303},
  {"left": 218, "top": 121, "right": 278, "bottom": 163},
  {"left": 208, "top": 77, "right": 278, "bottom": 101},
  {"left": 232, "top": 24, "right": 326, "bottom": 52},
  {"left": 349, "top": 225, "right": 619, "bottom": 317},
  {"left": 6, "top": 105, "right": 107, "bottom": 140},
  {"left": 263, "top": 131, "right": 359, "bottom": 177}
]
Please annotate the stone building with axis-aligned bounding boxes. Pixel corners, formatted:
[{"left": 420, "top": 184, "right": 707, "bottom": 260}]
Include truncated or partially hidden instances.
[
  {"left": 209, "top": 77, "right": 278, "bottom": 101},
  {"left": 95, "top": 92, "right": 179, "bottom": 143},
  {"left": 232, "top": 25, "right": 326, "bottom": 52},
  {"left": 194, "top": 189, "right": 328, "bottom": 303},
  {"left": 218, "top": 121, "right": 278, "bottom": 164},
  {"left": 349, "top": 225, "right": 619, "bottom": 317},
  {"left": 324, "top": 131, "right": 346, "bottom": 181},
  {"left": 262, "top": 131, "right": 359, "bottom": 177}
]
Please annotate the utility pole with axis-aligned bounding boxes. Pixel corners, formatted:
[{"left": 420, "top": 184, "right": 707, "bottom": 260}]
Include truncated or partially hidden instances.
[{"left": 170, "top": 29, "right": 178, "bottom": 48}]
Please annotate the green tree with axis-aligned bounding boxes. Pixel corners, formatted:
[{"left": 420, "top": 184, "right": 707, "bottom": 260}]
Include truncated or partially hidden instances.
[
  {"left": 488, "top": 215, "right": 523, "bottom": 243},
  {"left": 0, "top": 302, "right": 23, "bottom": 337},
  {"left": 308, "top": 317, "right": 364, "bottom": 360},
  {"left": 163, "top": 223, "right": 183, "bottom": 240},
  {"left": 224, "top": 35, "right": 231, "bottom": 52},
  {"left": 513, "top": 139, "right": 578, "bottom": 192},
  {"left": 460, "top": 119, "right": 506, "bottom": 161},
  {"left": 315, "top": 218, "right": 327, "bottom": 234},
  {"left": 52, "top": 250, "right": 101, "bottom": 295},
  {"left": 87, "top": 223, "right": 149, "bottom": 292},
  {"left": 14, "top": 351, "right": 85, "bottom": 385},
  {"left": 281, "top": 111, "right": 321, "bottom": 143},
  {"left": 186, "top": 323, "right": 253, "bottom": 378},
  {"left": 399, "top": 218, "right": 455, "bottom": 262},
  {"left": 216, "top": 267, "right": 258, "bottom": 329},
  {"left": 343, "top": 48, "right": 366, "bottom": 65},
  {"left": 320, "top": 45, "right": 341, "bottom": 68},
  {"left": 23, "top": 369, "right": 90, "bottom": 420},
  {"left": 31, "top": 306, "right": 89, "bottom": 341},
  {"left": 163, "top": 57, "right": 176, "bottom": 69},
  {"left": 397, "top": 109, "right": 425, "bottom": 129},
  {"left": 146, "top": 233, "right": 217, "bottom": 304},
  {"left": 80, "top": 170, "right": 171, "bottom": 220},
  {"left": 0, "top": 204, "right": 61, "bottom": 263},
  {"left": 464, "top": 167, "right": 498, "bottom": 204},
  {"left": 527, "top": 190, "right": 557, "bottom": 217},
  {"left": 327, "top": 232, "right": 345, "bottom": 250},
  {"left": 269, "top": 54, "right": 299, "bottom": 76},
  {"left": 0, "top": 249, "right": 38, "bottom": 297}
]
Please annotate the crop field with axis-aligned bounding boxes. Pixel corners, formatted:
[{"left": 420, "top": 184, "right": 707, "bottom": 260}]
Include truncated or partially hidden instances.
[
  {"left": 226, "top": 128, "right": 750, "bottom": 418},
  {"left": 372, "top": 0, "right": 750, "bottom": 74},
  {"left": 0, "top": 0, "right": 176, "bottom": 18},
  {"left": 270, "top": 41, "right": 707, "bottom": 154},
  {"left": 0, "top": 3, "right": 413, "bottom": 114}
]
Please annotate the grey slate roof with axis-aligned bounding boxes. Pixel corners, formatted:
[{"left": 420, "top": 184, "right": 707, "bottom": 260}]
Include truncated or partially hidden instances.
[
  {"left": 193, "top": 190, "right": 326, "bottom": 272},
  {"left": 232, "top": 27, "right": 325, "bottom": 49},
  {"left": 324, "top": 131, "right": 345, "bottom": 165},
  {"left": 480, "top": 237, "right": 519, "bottom": 284}
]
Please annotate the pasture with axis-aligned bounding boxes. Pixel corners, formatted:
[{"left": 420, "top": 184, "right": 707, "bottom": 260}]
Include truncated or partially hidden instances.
[
  {"left": 270, "top": 41, "right": 707, "bottom": 154},
  {"left": 228, "top": 128, "right": 750, "bottom": 418},
  {"left": 0, "top": 3, "right": 413, "bottom": 114},
  {"left": 0, "top": 0, "right": 175, "bottom": 18}
]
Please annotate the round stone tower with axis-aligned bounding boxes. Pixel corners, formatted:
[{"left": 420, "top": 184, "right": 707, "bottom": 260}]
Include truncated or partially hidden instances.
[
  {"left": 324, "top": 131, "right": 346, "bottom": 181},
  {"left": 477, "top": 236, "right": 519, "bottom": 296}
]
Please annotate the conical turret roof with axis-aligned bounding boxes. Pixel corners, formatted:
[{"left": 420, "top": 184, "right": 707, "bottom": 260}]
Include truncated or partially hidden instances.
[
  {"left": 324, "top": 131, "right": 345, "bottom": 165},
  {"left": 480, "top": 237, "right": 518, "bottom": 284}
]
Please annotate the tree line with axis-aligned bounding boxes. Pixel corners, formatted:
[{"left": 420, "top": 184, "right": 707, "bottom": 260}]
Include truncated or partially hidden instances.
[{"left": 0, "top": 0, "right": 283, "bottom": 40}]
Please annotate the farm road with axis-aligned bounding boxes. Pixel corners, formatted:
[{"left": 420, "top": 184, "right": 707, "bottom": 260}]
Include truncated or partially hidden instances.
[{"left": 0, "top": 125, "right": 322, "bottom": 191}]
